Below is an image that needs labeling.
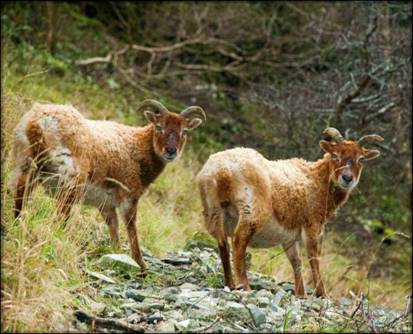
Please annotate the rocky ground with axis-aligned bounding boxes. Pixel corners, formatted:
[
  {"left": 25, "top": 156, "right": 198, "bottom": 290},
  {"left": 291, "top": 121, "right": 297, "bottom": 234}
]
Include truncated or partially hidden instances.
[{"left": 71, "top": 240, "right": 412, "bottom": 333}]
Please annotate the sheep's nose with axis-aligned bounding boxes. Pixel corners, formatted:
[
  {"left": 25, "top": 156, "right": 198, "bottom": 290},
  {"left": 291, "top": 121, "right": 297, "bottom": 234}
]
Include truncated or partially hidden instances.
[
  {"left": 166, "top": 147, "right": 177, "bottom": 155},
  {"left": 342, "top": 174, "right": 353, "bottom": 183}
]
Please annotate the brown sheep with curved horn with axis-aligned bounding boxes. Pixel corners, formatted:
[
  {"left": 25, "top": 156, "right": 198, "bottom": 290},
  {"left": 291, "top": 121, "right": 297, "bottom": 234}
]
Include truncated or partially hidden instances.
[
  {"left": 197, "top": 127, "right": 382, "bottom": 297},
  {"left": 10, "top": 99, "right": 206, "bottom": 269}
]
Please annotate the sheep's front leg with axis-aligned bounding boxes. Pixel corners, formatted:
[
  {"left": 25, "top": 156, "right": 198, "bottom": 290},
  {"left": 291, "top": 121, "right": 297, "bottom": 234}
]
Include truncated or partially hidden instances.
[
  {"left": 304, "top": 229, "right": 327, "bottom": 298},
  {"left": 121, "top": 200, "right": 147, "bottom": 270},
  {"left": 232, "top": 221, "right": 255, "bottom": 291},
  {"left": 283, "top": 241, "right": 306, "bottom": 297}
]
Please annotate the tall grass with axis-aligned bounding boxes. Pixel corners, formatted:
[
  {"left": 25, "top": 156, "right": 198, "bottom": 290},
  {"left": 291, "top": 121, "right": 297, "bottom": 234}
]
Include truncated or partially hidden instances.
[{"left": 1, "top": 47, "right": 205, "bottom": 331}]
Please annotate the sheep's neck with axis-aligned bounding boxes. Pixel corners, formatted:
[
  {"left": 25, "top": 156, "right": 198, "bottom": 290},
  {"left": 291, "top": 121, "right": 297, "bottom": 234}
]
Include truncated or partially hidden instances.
[
  {"left": 136, "top": 125, "right": 165, "bottom": 188},
  {"left": 314, "top": 157, "right": 350, "bottom": 220}
]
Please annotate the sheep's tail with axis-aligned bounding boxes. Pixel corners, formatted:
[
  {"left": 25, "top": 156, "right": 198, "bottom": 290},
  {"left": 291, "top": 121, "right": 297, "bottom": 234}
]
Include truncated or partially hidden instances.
[{"left": 216, "top": 166, "right": 233, "bottom": 204}]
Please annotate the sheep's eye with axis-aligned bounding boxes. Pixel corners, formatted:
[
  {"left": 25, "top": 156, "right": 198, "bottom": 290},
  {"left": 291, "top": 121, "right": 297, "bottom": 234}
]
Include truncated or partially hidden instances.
[
  {"left": 155, "top": 125, "right": 163, "bottom": 134},
  {"left": 331, "top": 153, "right": 339, "bottom": 161},
  {"left": 358, "top": 156, "right": 365, "bottom": 163},
  {"left": 182, "top": 128, "right": 188, "bottom": 136}
]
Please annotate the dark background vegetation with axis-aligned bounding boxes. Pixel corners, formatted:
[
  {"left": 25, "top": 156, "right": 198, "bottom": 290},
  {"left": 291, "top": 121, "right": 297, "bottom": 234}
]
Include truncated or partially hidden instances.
[{"left": 2, "top": 0, "right": 411, "bottom": 311}]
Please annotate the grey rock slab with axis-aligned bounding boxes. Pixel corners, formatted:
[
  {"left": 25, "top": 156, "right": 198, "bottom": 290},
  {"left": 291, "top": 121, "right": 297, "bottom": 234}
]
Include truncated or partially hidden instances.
[
  {"left": 86, "top": 271, "right": 117, "bottom": 284},
  {"left": 176, "top": 319, "right": 199, "bottom": 332},
  {"left": 125, "top": 289, "right": 147, "bottom": 302},
  {"left": 247, "top": 304, "right": 267, "bottom": 327},
  {"left": 271, "top": 290, "right": 286, "bottom": 309},
  {"left": 156, "top": 320, "right": 176, "bottom": 332},
  {"left": 163, "top": 309, "right": 185, "bottom": 321},
  {"left": 256, "top": 289, "right": 273, "bottom": 299},
  {"left": 180, "top": 282, "right": 200, "bottom": 290},
  {"left": 99, "top": 254, "right": 140, "bottom": 271}
]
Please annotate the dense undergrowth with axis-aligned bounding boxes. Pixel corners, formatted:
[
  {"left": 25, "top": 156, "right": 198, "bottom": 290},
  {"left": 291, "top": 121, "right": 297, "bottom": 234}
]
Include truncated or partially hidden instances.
[{"left": 1, "top": 3, "right": 411, "bottom": 332}]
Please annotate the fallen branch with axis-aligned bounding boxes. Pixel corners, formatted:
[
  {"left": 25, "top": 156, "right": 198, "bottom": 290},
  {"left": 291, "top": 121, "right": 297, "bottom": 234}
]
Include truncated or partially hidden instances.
[{"left": 74, "top": 310, "right": 145, "bottom": 333}]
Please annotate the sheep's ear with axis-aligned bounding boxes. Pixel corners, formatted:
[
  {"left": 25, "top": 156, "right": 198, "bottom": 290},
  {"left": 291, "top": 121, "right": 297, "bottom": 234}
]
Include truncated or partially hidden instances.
[
  {"left": 319, "top": 140, "right": 332, "bottom": 153},
  {"left": 144, "top": 110, "right": 157, "bottom": 123},
  {"left": 188, "top": 118, "right": 202, "bottom": 131},
  {"left": 363, "top": 148, "right": 381, "bottom": 161}
]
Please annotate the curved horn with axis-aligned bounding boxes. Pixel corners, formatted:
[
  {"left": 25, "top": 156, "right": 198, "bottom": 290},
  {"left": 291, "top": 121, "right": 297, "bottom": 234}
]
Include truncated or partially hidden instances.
[
  {"left": 322, "top": 127, "right": 344, "bottom": 142},
  {"left": 357, "top": 134, "right": 384, "bottom": 147},
  {"left": 180, "top": 106, "right": 206, "bottom": 122},
  {"left": 138, "top": 99, "right": 168, "bottom": 115}
]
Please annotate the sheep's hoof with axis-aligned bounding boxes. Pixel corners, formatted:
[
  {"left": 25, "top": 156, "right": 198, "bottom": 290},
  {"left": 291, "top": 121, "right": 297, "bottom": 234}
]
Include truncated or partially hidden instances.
[
  {"left": 136, "top": 271, "right": 148, "bottom": 278},
  {"left": 235, "top": 283, "right": 251, "bottom": 291}
]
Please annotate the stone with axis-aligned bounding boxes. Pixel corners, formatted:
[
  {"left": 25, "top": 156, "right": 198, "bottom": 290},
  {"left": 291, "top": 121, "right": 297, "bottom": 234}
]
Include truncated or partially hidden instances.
[
  {"left": 180, "top": 282, "right": 199, "bottom": 290},
  {"left": 135, "top": 298, "right": 166, "bottom": 312},
  {"left": 164, "top": 309, "right": 185, "bottom": 321},
  {"left": 257, "top": 297, "right": 270, "bottom": 307},
  {"left": 86, "top": 271, "right": 116, "bottom": 284},
  {"left": 256, "top": 289, "right": 273, "bottom": 299},
  {"left": 125, "top": 289, "right": 147, "bottom": 302},
  {"left": 176, "top": 319, "right": 198, "bottom": 331},
  {"left": 156, "top": 320, "right": 176, "bottom": 332},
  {"left": 272, "top": 290, "right": 286, "bottom": 309},
  {"left": 99, "top": 254, "right": 140, "bottom": 272},
  {"left": 100, "top": 285, "right": 123, "bottom": 297},
  {"left": 247, "top": 304, "right": 267, "bottom": 327}
]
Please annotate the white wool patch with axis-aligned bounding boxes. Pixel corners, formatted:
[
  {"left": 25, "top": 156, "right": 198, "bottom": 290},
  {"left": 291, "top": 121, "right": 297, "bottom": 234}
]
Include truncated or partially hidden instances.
[
  {"left": 250, "top": 217, "right": 300, "bottom": 248},
  {"left": 15, "top": 113, "right": 31, "bottom": 146},
  {"left": 38, "top": 116, "right": 59, "bottom": 131}
]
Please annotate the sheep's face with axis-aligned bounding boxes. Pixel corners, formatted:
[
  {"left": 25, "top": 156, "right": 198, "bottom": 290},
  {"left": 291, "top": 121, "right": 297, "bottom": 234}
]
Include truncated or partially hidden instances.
[
  {"left": 145, "top": 112, "right": 203, "bottom": 163},
  {"left": 319, "top": 140, "right": 380, "bottom": 190}
]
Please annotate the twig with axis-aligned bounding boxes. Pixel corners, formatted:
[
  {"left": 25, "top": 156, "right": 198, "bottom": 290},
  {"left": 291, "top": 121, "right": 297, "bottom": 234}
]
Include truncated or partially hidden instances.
[{"left": 74, "top": 310, "right": 145, "bottom": 333}]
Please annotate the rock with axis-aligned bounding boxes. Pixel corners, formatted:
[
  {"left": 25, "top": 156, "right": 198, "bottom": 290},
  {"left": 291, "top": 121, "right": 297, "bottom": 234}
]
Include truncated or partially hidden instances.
[
  {"left": 164, "top": 309, "right": 185, "bottom": 321},
  {"left": 271, "top": 290, "right": 286, "bottom": 309},
  {"left": 99, "top": 254, "right": 140, "bottom": 272},
  {"left": 247, "top": 304, "right": 267, "bottom": 327},
  {"left": 86, "top": 271, "right": 117, "bottom": 284},
  {"left": 280, "top": 283, "right": 295, "bottom": 294},
  {"left": 257, "top": 297, "right": 270, "bottom": 307},
  {"left": 125, "top": 289, "right": 148, "bottom": 302},
  {"left": 160, "top": 287, "right": 181, "bottom": 301},
  {"left": 135, "top": 298, "right": 166, "bottom": 312},
  {"left": 180, "top": 282, "right": 199, "bottom": 290},
  {"left": 256, "top": 289, "right": 273, "bottom": 299},
  {"left": 176, "top": 319, "right": 198, "bottom": 331},
  {"left": 100, "top": 285, "right": 123, "bottom": 297},
  {"left": 156, "top": 320, "right": 176, "bottom": 332}
]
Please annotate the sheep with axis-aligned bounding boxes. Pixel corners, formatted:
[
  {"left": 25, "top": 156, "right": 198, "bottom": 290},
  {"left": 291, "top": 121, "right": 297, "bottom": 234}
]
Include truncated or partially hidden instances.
[
  {"left": 197, "top": 127, "right": 383, "bottom": 297},
  {"left": 10, "top": 99, "right": 206, "bottom": 269}
]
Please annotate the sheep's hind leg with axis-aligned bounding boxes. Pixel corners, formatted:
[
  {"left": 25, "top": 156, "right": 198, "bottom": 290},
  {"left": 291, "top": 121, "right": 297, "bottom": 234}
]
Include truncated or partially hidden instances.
[
  {"left": 232, "top": 219, "right": 255, "bottom": 291},
  {"left": 283, "top": 241, "right": 306, "bottom": 297},
  {"left": 101, "top": 208, "right": 119, "bottom": 249},
  {"left": 13, "top": 168, "right": 37, "bottom": 219}
]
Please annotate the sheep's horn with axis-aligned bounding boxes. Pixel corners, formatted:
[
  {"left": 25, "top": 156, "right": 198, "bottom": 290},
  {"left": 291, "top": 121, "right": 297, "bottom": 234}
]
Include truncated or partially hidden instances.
[
  {"left": 323, "top": 127, "right": 344, "bottom": 142},
  {"left": 180, "top": 106, "right": 206, "bottom": 122},
  {"left": 138, "top": 99, "right": 168, "bottom": 115},
  {"left": 357, "top": 134, "right": 384, "bottom": 147}
]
